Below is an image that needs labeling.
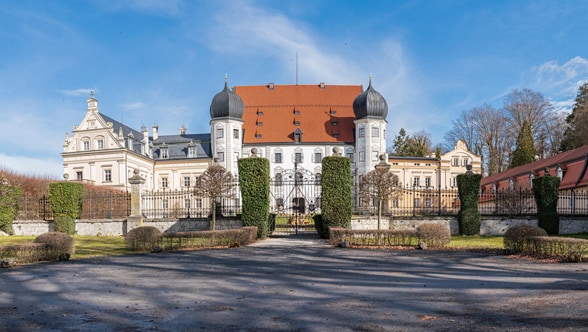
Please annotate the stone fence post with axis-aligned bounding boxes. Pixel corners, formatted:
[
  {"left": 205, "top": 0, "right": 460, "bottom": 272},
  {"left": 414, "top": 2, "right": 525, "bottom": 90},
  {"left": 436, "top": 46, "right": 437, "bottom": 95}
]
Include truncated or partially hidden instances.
[{"left": 127, "top": 170, "right": 145, "bottom": 233}]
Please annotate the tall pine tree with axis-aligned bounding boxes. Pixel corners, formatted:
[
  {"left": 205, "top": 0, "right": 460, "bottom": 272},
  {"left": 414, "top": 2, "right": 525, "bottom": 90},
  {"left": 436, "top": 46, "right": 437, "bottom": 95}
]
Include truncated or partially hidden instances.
[
  {"left": 560, "top": 82, "right": 588, "bottom": 151},
  {"left": 510, "top": 120, "right": 536, "bottom": 168}
]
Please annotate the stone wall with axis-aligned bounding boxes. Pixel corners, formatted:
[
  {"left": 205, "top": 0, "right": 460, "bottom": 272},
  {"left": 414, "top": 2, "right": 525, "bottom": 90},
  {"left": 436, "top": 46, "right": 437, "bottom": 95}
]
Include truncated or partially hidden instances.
[
  {"left": 7, "top": 216, "right": 588, "bottom": 237},
  {"left": 9, "top": 218, "right": 243, "bottom": 236},
  {"left": 351, "top": 216, "right": 588, "bottom": 236}
]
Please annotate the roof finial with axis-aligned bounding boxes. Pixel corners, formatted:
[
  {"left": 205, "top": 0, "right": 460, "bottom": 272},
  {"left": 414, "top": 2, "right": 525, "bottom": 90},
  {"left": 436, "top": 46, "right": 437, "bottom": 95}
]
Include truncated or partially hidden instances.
[
  {"left": 90, "top": 90, "right": 95, "bottom": 99},
  {"left": 224, "top": 74, "right": 229, "bottom": 89},
  {"left": 368, "top": 73, "right": 373, "bottom": 88}
]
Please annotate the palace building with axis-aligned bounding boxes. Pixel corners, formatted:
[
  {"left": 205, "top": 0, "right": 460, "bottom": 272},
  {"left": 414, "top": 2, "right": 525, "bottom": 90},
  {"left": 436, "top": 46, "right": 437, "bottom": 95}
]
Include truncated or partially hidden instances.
[{"left": 61, "top": 79, "right": 481, "bottom": 194}]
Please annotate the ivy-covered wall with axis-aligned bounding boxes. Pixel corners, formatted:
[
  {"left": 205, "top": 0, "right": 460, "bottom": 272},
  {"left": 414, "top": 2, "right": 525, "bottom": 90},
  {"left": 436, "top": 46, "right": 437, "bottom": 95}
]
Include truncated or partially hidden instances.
[
  {"left": 0, "top": 185, "right": 21, "bottom": 235},
  {"left": 532, "top": 175, "right": 560, "bottom": 234},
  {"left": 321, "top": 156, "right": 352, "bottom": 234},
  {"left": 238, "top": 157, "right": 270, "bottom": 239},
  {"left": 457, "top": 173, "right": 482, "bottom": 235},
  {"left": 48, "top": 182, "right": 84, "bottom": 234}
]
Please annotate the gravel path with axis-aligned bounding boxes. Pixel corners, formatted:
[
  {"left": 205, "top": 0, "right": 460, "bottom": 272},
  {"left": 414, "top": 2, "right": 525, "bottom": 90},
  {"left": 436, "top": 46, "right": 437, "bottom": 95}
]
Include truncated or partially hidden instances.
[{"left": 1, "top": 236, "right": 587, "bottom": 331}]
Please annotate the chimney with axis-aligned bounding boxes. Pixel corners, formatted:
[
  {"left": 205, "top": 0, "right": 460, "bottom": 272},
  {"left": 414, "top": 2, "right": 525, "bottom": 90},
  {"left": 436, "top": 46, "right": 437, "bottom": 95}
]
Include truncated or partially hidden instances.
[{"left": 152, "top": 124, "right": 159, "bottom": 141}]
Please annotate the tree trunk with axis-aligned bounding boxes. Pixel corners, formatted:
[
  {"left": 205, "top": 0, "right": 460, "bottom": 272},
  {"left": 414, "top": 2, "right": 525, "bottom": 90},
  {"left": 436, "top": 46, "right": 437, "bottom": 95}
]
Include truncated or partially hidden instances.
[{"left": 211, "top": 200, "right": 216, "bottom": 231}]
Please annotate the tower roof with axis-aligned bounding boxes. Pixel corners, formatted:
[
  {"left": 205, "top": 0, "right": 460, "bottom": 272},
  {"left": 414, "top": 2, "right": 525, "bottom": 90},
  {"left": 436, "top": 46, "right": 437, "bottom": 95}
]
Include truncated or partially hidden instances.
[
  {"left": 210, "top": 81, "right": 244, "bottom": 120},
  {"left": 353, "top": 78, "right": 388, "bottom": 120}
]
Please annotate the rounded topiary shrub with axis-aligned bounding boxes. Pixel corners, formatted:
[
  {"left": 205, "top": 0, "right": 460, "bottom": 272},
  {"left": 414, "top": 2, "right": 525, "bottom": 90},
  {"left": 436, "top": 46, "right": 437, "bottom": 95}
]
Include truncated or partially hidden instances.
[
  {"left": 503, "top": 224, "right": 547, "bottom": 254},
  {"left": 34, "top": 232, "right": 76, "bottom": 261},
  {"left": 125, "top": 226, "right": 162, "bottom": 252},
  {"left": 416, "top": 223, "right": 451, "bottom": 248}
]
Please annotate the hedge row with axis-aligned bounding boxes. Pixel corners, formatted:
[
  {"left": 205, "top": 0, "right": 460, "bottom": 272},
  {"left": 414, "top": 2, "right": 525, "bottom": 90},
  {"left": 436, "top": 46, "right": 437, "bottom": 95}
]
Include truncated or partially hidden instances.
[
  {"left": 521, "top": 236, "right": 588, "bottom": 261},
  {"left": 125, "top": 226, "right": 258, "bottom": 252},
  {"left": 238, "top": 157, "right": 270, "bottom": 239},
  {"left": 321, "top": 157, "right": 352, "bottom": 234},
  {"left": 1, "top": 232, "right": 75, "bottom": 266}
]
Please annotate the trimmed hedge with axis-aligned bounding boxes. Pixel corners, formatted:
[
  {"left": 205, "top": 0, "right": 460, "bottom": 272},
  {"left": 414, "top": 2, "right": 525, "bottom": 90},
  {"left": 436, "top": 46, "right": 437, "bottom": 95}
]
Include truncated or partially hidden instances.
[
  {"left": 321, "top": 157, "right": 352, "bottom": 232},
  {"left": 124, "top": 226, "right": 258, "bottom": 251},
  {"left": 416, "top": 223, "right": 451, "bottom": 248},
  {"left": 34, "top": 231, "right": 76, "bottom": 260},
  {"left": 503, "top": 224, "right": 548, "bottom": 253},
  {"left": 457, "top": 173, "right": 482, "bottom": 235},
  {"left": 125, "top": 226, "right": 162, "bottom": 252},
  {"left": 329, "top": 227, "right": 418, "bottom": 247},
  {"left": 313, "top": 214, "right": 328, "bottom": 238},
  {"left": 0, "top": 185, "right": 20, "bottom": 235},
  {"left": 238, "top": 157, "right": 270, "bottom": 239},
  {"left": 1, "top": 243, "right": 49, "bottom": 265},
  {"left": 48, "top": 182, "right": 84, "bottom": 234},
  {"left": 532, "top": 175, "right": 560, "bottom": 235},
  {"left": 525, "top": 236, "right": 588, "bottom": 260}
]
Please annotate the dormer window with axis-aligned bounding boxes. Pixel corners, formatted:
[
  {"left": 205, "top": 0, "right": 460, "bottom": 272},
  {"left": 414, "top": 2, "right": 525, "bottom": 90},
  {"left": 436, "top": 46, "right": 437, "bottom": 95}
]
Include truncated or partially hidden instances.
[
  {"left": 556, "top": 165, "right": 564, "bottom": 180},
  {"left": 160, "top": 144, "right": 168, "bottom": 159},
  {"left": 294, "top": 128, "right": 302, "bottom": 143},
  {"left": 82, "top": 140, "right": 90, "bottom": 151},
  {"left": 187, "top": 145, "right": 196, "bottom": 158}
]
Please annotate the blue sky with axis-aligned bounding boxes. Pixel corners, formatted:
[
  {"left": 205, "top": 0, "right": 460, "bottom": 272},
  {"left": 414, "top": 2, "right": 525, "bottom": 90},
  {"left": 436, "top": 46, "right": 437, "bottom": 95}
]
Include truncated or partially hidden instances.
[{"left": 1, "top": 0, "right": 587, "bottom": 177}]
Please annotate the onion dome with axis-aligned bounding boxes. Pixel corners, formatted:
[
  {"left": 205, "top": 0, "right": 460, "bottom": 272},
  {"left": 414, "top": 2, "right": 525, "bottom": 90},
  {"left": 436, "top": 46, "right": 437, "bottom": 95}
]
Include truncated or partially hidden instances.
[
  {"left": 353, "top": 78, "right": 388, "bottom": 120},
  {"left": 210, "top": 80, "right": 244, "bottom": 120}
]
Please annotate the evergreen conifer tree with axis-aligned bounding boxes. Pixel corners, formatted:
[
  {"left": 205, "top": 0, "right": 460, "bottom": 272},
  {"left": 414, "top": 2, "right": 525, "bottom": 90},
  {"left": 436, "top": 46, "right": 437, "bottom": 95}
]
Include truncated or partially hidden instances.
[{"left": 510, "top": 120, "right": 536, "bottom": 168}]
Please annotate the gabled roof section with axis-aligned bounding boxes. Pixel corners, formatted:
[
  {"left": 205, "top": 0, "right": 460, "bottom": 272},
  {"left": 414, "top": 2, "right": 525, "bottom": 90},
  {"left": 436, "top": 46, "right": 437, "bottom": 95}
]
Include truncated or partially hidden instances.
[
  {"left": 236, "top": 83, "right": 361, "bottom": 144},
  {"left": 153, "top": 133, "right": 212, "bottom": 160},
  {"left": 481, "top": 145, "right": 588, "bottom": 190}
]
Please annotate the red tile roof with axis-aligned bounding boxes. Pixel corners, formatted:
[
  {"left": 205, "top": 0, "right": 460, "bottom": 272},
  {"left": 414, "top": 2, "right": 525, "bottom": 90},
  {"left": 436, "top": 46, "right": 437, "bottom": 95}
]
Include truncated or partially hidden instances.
[
  {"left": 480, "top": 145, "right": 588, "bottom": 190},
  {"left": 235, "top": 84, "right": 362, "bottom": 144}
]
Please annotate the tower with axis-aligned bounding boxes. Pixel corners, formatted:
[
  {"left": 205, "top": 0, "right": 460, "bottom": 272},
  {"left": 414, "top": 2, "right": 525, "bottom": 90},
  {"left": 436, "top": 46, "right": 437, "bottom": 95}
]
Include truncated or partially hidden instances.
[
  {"left": 209, "top": 77, "right": 244, "bottom": 176},
  {"left": 352, "top": 77, "right": 388, "bottom": 176}
]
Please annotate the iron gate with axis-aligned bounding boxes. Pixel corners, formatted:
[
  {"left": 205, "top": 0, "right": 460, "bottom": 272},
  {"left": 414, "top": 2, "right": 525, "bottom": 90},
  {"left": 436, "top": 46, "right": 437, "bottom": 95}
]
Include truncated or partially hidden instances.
[{"left": 269, "top": 167, "right": 321, "bottom": 236}]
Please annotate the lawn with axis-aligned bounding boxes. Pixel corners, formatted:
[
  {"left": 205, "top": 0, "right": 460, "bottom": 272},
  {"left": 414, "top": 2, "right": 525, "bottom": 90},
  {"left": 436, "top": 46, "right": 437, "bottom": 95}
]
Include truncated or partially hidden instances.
[{"left": 2, "top": 233, "right": 587, "bottom": 259}]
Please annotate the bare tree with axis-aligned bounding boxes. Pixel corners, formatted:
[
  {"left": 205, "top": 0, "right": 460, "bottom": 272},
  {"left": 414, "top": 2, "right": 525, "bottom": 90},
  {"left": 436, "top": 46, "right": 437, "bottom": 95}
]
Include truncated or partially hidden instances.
[
  {"left": 444, "top": 110, "right": 481, "bottom": 155},
  {"left": 503, "top": 88, "right": 554, "bottom": 142},
  {"left": 359, "top": 166, "right": 402, "bottom": 230},
  {"left": 194, "top": 164, "right": 235, "bottom": 230},
  {"left": 471, "top": 104, "right": 513, "bottom": 175}
]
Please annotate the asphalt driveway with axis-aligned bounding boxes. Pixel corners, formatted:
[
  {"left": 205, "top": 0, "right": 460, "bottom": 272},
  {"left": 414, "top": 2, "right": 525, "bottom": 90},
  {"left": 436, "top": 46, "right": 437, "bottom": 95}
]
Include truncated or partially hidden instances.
[{"left": 1, "top": 236, "right": 587, "bottom": 331}]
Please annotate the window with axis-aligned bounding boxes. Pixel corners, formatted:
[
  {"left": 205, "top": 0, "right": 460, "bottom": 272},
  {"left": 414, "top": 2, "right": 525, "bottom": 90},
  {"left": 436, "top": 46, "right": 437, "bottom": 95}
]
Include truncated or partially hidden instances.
[
  {"left": 160, "top": 147, "right": 168, "bottom": 159},
  {"left": 161, "top": 177, "right": 168, "bottom": 188},
  {"left": 451, "top": 177, "right": 457, "bottom": 187},
  {"left": 216, "top": 128, "right": 224, "bottom": 138},
  {"left": 315, "top": 173, "right": 322, "bottom": 185},
  {"left": 425, "top": 177, "right": 431, "bottom": 188},
  {"left": 462, "top": 158, "right": 469, "bottom": 166},
  {"left": 275, "top": 152, "right": 282, "bottom": 163},
  {"left": 83, "top": 141, "right": 90, "bottom": 151},
  {"left": 233, "top": 129, "right": 239, "bottom": 139},
  {"left": 331, "top": 121, "right": 338, "bottom": 126},
  {"left": 295, "top": 172, "right": 303, "bottom": 185},
  {"left": 294, "top": 129, "right": 302, "bottom": 143},
  {"left": 184, "top": 177, "right": 191, "bottom": 187},
  {"left": 257, "top": 122, "right": 263, "bottom": 127},
  {"left": 294, "top": 109, "right": 300, "bottom": 115},
  {"left": 275, "top": 173, "right": 283, "bottom": 186},
  {"left": 97, "top": 139, "right": 104, "bottom": 150},
  {"left": 392, "top": 199, "right": 399, "bottom": 208},
  {"left": 371, "top": 127, "right": 379, "bottom": 137},
  {"left": 425, "top": 198, "right": 432, "bottom": 208},
  {"left": 358, "top": 128, "right": 365, "bottom": 138},
  {"left": 414, "top": 198, "right": 421, "bottom": 208},
  {"left": 372, "top": 151, "right": 379, "bottom": 161},
  {"left": 347, "top": 152, "right": 354, "bottom": 160},
  {"left": 188, "top": 146, "right": 196, "bottom": 158},
  {"left": 413, "top": 177, "right": 420, "bottom": 187},
  {"left": 295, "top": 152, "right": 303, "bottom": 163},
  {"left": 76, "top": 171, "right": 83, "bottom": 181},
  {"left": 217, "top": 152, "right": 225, "bottom": 162},
  {"left": 184, "top": 199, "right": 190, "bottom": 209},
  {"left": 294, "top": 121, "right": 300, "bottom": 126},
  {"left": 104, "top": 169, "right": 112, "bottom": 182},
  {"left": 452, "top": 158, "right": 459, "bottom": 166},
  {"left": 256, "top": 134, "right": 262, "bottom": 139},
  {"left": 359, "top": 151, "right": 365, "bottom": 162},
  {"left": 195, "top": 198, "right": 202, "bottom": 208},
  {"left": 276, "top": 198, "right": 284, "bottom": 211},
  {"left": 257, "top": 110, "right": 263, "bottom": 116},
  {"left": 314, "top": 152, "right": 322, "bottom": 163}
]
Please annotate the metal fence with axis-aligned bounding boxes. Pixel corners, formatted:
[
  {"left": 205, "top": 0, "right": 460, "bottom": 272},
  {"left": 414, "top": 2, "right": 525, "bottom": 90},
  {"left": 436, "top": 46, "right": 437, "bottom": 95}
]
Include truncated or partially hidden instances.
[
  {"left": 15, "top": 185, "right": 588, "bottom": 222},
  {"left": 16, "top": 190, "right": 131, "bottom": 221},
  {"left": 141, "top": 186, "right": 242, "bottom": 219}
]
